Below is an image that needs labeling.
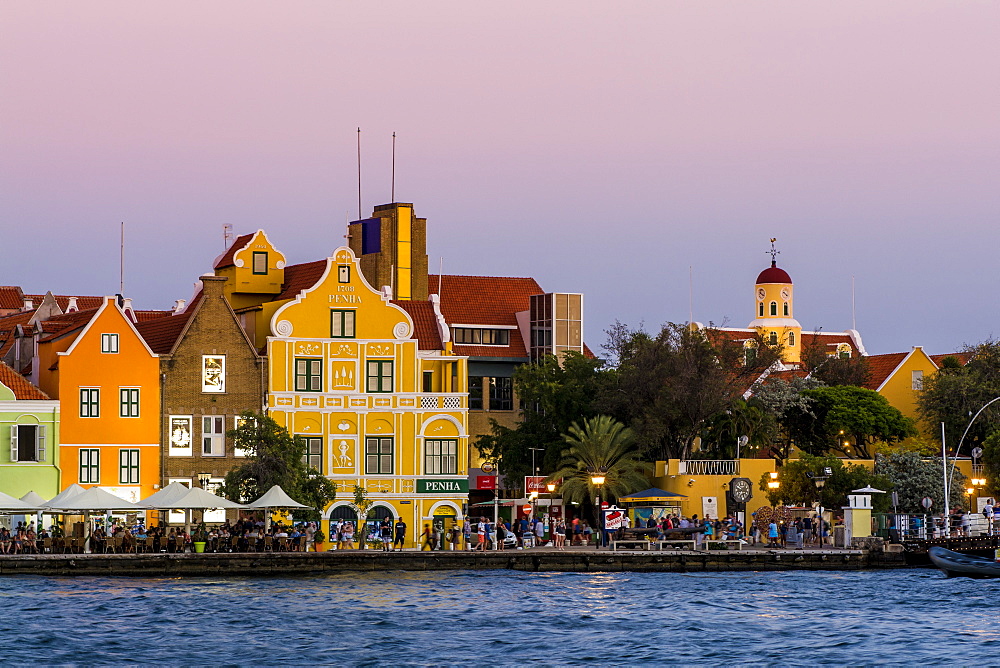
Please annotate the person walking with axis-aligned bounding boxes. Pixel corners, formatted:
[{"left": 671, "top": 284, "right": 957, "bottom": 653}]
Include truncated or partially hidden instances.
[
  {"left": 379, "top": 517, "right": 393, "bottom": 552},
  {"left": 420, "top": 523, "right": 434, "bottom": 551},
  {"left": 767, "top": 520, "right": 779, "bottom": 548},
  {"left": 475, "top": 517, "right": 487, "bottom": 551},
  {"left": 340, "top": 521, "right": 355, "bottom": 550},
  {"left": 392, "top": 517, "right": 407, "bottom": 551},
  {"left": 462, "top": 518, "right": 472, "bottom": 550}
]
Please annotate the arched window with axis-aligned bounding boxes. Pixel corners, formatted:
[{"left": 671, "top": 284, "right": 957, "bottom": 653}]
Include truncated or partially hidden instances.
[
  {"left": 759, "top": 302, "right": 764, "bottom": 317},
  {"left": 788, "top": 331, "right": 795, "bottom": 347},
  {"left": 769, "top": 302, "right": 777, "bottom": 316},
  {"left": 838, "top": 344, "right": 852, "bottom": 359},
  {"left": 769, "top": 331, "right": 778, "bottom": 346},
  {"left": 783, "top": 302, "right": 789, "bottom": 316}
]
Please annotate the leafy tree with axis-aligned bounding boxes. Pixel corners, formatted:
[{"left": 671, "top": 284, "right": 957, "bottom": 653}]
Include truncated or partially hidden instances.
[
  {"left": 697, "top": 399, "right": 777, "bottom": 460},
  {"left": 475, "top": 351, "right": 604, "bottom": 494},
  {"left": 349, "top": 484, "right": 375, "bottom": 549},
  {"left": 546, "top": 416, "right": 649, "bottom": 524},
  {"left": 758, "top": 453, "right": 892, "bottom": 512},
  {"left": 218, "top": 411, "right": 337, "bottom": 519},
  {"left": 782, "top": 386, "right": 917, "bottom": 459},
  {"left": 917, "top": 340, "right": 1000, "bottom": 455},
  {"left": 875, "top": 450, "right": 968, "bottom": 513},
  {"left": 600, "top": 321, "right": 781, "bottom": 460},
  {"left": 981, "top": 430, "right": 1000, "bottom": 497},
  {"left": 801, "top": 334, "right": 871, "bottom": 387},
  {"left": 751, "top": 376, "right": 825, "bottom": 462}
]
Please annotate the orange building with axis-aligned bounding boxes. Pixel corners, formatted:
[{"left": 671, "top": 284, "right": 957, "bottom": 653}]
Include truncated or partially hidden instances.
[{"left": 37, "top": 297, "right": 161, "bottom": 503}]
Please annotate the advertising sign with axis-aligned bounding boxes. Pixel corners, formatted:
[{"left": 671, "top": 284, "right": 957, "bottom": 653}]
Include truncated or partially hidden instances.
[
  {"left": 476, "top": 476, "right": 496, "bottom": 490},
  {"left": 525, "top": 476, "right": 546, "bottom": 495},
  {"left": 603, "top": 508, "right": 626, "bottom": 530},
  {"left": 702, "top": 496, "right": 718, "bottom": 520},
  {"left": 416, "top": 479, "right": 469, "bottom": 494}
]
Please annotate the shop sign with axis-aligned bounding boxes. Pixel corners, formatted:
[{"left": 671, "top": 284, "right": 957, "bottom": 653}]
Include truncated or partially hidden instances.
[
  {"left": 476, "top": 476, "right": 496, "bottom": 490},
  {"left": 417, "top": 479, "right": 469, "bottom": 494},
  {"left": 525, "top": 476, "right": 546, "bottom": 495}
]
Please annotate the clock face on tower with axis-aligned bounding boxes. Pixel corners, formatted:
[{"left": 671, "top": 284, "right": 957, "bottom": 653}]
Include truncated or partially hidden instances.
[
  {"left": 780, "top": 288, "right": 790, "bottom": 300},
  {"left": 730, "top": 478, "right": 753, "bottom": 503},
  {"left": 757, "top": 288, "right": 766, "bottom": 300}
]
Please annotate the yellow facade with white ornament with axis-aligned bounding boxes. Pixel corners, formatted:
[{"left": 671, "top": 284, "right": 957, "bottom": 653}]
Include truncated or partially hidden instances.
[{"left": 266, "top": 247, "right": 469, "bottom": 547}]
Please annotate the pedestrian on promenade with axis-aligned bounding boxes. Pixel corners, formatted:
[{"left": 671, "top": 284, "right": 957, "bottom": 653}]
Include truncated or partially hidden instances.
[
  {"left": 462, "top": 518, "right": 471, "bottom": 550},
  {"left": 767, "top": 520, "right": 779, "bottom": 548},
  {"left": 393, "top": 518, "right": 407, "bottom": 551},
  {"left": 420, "top": 523, "right": 434, "bottom": 551},
  {"left": 554, "top": 520, "right": 566, "bottom": 550},
  {"left": 535, "top": 517, "right": 546, "bottom": 547},
  {"left": 475, "top": 517, "right": 486, "bottom": 551},
  {"left": 340, "top": 521, "right": 355, "bottom": 549},
  {"left": 379, "top": 517, "right": 393, "bottom": 552}
]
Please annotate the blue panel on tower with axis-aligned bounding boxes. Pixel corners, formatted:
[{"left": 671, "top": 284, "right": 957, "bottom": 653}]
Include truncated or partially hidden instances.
[{"left": 357, "top": 218, "right": 381, "bottom": 255}]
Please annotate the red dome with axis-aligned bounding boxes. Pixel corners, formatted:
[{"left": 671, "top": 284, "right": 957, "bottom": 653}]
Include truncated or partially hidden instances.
[{"left": 756, "top": 262, "right": 792, "bottom": 284}]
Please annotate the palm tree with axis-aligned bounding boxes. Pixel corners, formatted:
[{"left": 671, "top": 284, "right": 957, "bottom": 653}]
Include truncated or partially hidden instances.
[{"left": 547, "top": 415, "right": 649, "bottom": 523}]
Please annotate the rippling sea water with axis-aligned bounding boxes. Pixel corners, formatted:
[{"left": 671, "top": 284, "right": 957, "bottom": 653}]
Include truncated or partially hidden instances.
[{"left": 3, "top": 569, "right": 999, "bottom": 665}]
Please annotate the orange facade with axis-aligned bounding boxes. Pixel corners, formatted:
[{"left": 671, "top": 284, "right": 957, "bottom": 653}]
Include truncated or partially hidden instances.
[{"left": 39, "top": 297, "right": 160, "bottom": 502}]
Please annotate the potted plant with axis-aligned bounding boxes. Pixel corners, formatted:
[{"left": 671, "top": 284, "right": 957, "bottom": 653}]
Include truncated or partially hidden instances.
[
  {"left": 313, "top": 529, "right": 326, "bottom": 553},
  {"left": 193, "top": 523, "right": 209, "bottom": 554}
]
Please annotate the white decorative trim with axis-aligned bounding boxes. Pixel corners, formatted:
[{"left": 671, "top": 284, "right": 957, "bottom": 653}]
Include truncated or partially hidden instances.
[
  {"left": 418, "top": 413, "right": 468, "bottom": 437},
  {"left": 234, "top": 258, "right": 245, "bottom": 268},
  {"left": 425, "top": 500, "right": 463, "bottom": 521},
  {"left": 275, "top": 320, "right": 293, "bottom": 336},
  {"left": 276, "top": 260, "right": 285, "bottom": 269},
  {"left": 393, "top": 321, "right": 411, "bottom": 339}
]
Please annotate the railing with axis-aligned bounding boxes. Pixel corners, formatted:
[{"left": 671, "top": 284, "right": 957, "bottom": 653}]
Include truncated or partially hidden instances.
[{"left": 678, "top": 460, "right": 740, "bottom": 476}]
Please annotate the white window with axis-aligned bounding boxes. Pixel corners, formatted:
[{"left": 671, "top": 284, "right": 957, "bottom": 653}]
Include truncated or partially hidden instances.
[
  {"left": 202, "top": 416, "right": 225, "bottom": 456},
  {"left": 203, "top": 478, "right": 227, "bottom": 522},
  {"left": 168, "top": 416, "right": 193, "bottom": 456},
  {"left": 912, "top": 370, "right": 924, "bottom": 391},
  {"left": 10, "top": 424, "right": 46, "bottom": 463},
  {"left": 119, "top": 448, "right": 140, "bottom": 484},
  {"left": 80, "top": 449, "right": 100, "bottom": 484},
  {"left": 119, "top": 388, "right": 140, "bottom": 418},
  {"left": 167, "top": 478, "right": 192, "bottom": 523},
  {"left": 101, "top": 333, "right": 119, "bottom": 354},
  {"left": 202, "top": 355, "right": 226, "bottom": 393}
]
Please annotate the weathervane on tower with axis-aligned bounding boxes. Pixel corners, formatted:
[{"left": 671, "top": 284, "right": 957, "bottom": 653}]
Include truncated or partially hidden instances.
[{"left": 767, "top": 238, "right": 780, "bottom": 266}]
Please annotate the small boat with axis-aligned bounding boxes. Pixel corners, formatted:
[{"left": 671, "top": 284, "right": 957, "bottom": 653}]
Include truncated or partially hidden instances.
[{"left": 928, "top": 546, "right": 1000, "bottom": 578}]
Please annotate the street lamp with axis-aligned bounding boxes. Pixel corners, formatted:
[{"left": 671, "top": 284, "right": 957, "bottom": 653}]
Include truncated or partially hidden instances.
[
  {"left": 589, "top": 468, "right": 606, "bottom": 549},
  {"left": 767, "top": 471, "right": 780, "bottom": 490},
  {"left": 809, "top": 467, "right": 831, "bottom": 546},
  {"left": 546, "top": 482, "right": 557, "bottom": 541}
]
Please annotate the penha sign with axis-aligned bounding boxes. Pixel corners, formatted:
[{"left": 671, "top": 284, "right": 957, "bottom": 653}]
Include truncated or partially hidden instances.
[{"left": 417, "top": 479, "right": 469, "bottom": 494}]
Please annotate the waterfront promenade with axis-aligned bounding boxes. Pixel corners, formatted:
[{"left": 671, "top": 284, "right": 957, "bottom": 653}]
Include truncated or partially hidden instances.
[{"left": 0, "top": 543, "right": 911, "bottom": 577}]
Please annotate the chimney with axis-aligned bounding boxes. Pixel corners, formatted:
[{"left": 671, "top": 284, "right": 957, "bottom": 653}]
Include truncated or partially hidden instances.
[
  {"left": 66, "top": 297, "right": 79, "bottom": 312},
  {"left": 200, "top": 274, "right": 228, "bottom": 298},
  {"left": 172, "top": 299, "right": 187, "bottom": 315}
]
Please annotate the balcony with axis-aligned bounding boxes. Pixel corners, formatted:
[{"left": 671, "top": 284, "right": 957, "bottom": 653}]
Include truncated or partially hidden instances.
[{"left": 678, "top": 460, "right": 740, "bottom": 476}]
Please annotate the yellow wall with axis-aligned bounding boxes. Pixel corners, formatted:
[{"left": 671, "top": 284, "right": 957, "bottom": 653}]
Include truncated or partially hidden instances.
[
  {"left": 267, "top": 247, "right": 470, "bottom": 548},
  {"left": 218, "top": 230, "right": 287, "bottom": 310},
  {"left": 875, "top": 347, "right": 938, "bottom": 441}
]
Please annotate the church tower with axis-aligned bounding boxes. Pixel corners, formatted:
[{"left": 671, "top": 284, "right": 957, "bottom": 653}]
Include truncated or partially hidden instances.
[{"left": 747, "top": 239, "right": 802, "bottom": 364}]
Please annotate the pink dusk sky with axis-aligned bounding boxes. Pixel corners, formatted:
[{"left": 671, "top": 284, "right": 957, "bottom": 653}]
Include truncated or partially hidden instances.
[{"left": 2, "top": 2, "right": 998, "bottom": 356}]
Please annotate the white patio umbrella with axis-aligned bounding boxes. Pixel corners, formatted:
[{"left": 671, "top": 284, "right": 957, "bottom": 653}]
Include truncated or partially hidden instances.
[
  {"left": 0, "top": 490, "right": 43, "bottom": 512},
  {"left": 45, "top": 483, "right": 87, "bottom": 510},
  {"left": 49, "top": 487, "right": 142, "bottom": 553},
  {"left": 146, "top": 486, "right": 246, "bottom": 536},
  {"left": 20, "top": 491, "right": 48, "bottom": 532},
  {"left": 246, "top": 485, "right": 310, "bottom": 530},
  {"left": 139, "top": 481, "right": 192, "bottom": 509}
]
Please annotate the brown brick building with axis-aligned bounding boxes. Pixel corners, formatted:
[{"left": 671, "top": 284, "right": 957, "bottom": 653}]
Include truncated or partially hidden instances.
[{"left": 136, "top": 274, "right": 265, "bottom": 509}]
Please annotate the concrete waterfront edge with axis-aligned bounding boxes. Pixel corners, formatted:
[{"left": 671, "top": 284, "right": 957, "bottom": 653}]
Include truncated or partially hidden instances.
[{"left": 0, "top": 550, "right": 918, "bottom": 577}]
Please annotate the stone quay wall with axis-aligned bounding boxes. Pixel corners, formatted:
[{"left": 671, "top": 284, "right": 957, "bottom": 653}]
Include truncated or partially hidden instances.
[{"left": 0, "top": 550, "right": 916, "bottom": 577}]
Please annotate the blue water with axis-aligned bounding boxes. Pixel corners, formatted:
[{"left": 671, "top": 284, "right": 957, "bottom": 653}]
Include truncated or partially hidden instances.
[{"left": 2, "top": 569, "right": 998, "bottom": 665}]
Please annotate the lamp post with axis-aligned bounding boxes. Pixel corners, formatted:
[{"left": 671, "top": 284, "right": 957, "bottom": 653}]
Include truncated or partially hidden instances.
[
  {"left": 589, "top": 468, "right": 606, "bottom": 549},
  {"left": 810, "top": 468, "right": 830, "bottom": 546},
  {"left": 546, "top": 482, "right": 557, "bottom": 541}
]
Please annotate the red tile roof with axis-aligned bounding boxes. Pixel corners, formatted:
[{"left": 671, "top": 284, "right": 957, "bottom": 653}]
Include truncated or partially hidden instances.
[
  {"left": 214, "top": 234, "right": 254, "bottom": 270},
  {"left": 135, "top": 312, "right": 193, "bottom": 355},
  {"left": 36, "top": 308, "right": 100, "bottom": 343},
  {"left": 24, "top": 294, "right": 104, "bottom": 312},
  {"left": 0, "top": 361, "right": 48, "bottom": 400},
  {"left": 0, "top": 287, "right": 25, "bottom": 310},
  {"left": 930, "top": 352, "right": 971, "bottom": 367},
  {"left": 278, "top": 260, "right": 328, "bottom": 301},
  {"left": 391, "top": 300, "right": 443, "bottom": 350},
  {"left": 429, "top": 275, "right": 542, "bottom": 327},
  {"left": 862, "top": 352, "right": 908, "bottom": 390}
]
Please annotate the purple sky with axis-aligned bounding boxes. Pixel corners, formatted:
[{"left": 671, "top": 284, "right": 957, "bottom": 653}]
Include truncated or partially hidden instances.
[{"left": 2, "top": 3, "right": 998, "bottom": 356}]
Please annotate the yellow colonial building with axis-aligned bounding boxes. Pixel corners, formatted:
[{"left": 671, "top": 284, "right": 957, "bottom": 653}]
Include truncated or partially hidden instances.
[{"left": 264, "top": 246, "right": 469, "bottom": 545}]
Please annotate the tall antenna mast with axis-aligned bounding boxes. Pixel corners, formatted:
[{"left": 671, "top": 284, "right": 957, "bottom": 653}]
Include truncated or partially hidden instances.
[
  {"left": 851, "top": 275, "right": 856, "bottom": 330},
  {"left": 119, "top": 222, "right": 125, "bottom": 295},
  {"left": 223, "top": 223, "right": 233, "bottom": 250},
  {"left": 689, "top": 265, "right": 694, "bottom": 324},
  {"left": 391, "top": 131, "right": 396, "bottom": 203},
  {"left": 357, "top": 127, "right": 362, "bottom": 220}
]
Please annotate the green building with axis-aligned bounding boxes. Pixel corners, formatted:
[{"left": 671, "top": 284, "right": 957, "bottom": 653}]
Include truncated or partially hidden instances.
[{"left": 0, "top": 361, "right": 60, "bottom": 500}]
